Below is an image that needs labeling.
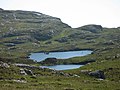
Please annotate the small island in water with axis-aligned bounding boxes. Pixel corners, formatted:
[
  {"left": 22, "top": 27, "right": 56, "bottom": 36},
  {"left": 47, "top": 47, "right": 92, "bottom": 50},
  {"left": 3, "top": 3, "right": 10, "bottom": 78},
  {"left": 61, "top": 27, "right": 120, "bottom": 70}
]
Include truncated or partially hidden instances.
[{"left": 29, "top": 50, "right": 93, "bottom": 70}]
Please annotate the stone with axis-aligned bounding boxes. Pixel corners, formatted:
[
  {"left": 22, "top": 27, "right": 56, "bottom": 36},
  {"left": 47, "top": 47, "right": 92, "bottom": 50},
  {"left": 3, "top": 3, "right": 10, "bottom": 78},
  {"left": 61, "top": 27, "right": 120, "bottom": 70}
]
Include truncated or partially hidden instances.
[
  {"left": 20, "top": 68, "right": 27, "bottom": 75},
  {"left": 24, "top": 69, "right": 34, "bottom": 76},
  {"left": 89, "top": 70, "right": 105, "bottom": 79},
  {"left": 15, "top": 63, "right": 38, "bottom": 69},
  {"left": 13, "top": 79, "right": 27, "bottom": 83},
  {"left": 0, "top": 61, "right": 10, "bottom": 68},
  {"left": 73, "top": 74, "right": 80, "bottom": 77},
  {"left": 55, "top": 37, "right": 68, "bottom": 43},
  {"left": 80, "top": 70, "right": 92, "bottom": 74}
]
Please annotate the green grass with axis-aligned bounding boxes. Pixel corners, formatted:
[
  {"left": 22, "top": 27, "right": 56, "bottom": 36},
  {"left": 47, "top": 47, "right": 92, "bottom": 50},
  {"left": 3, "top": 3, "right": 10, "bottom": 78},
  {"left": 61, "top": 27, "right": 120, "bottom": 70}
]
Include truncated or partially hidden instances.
[
  {"left": 0, "top": 76, "right": 119, "bottom": 90},
  {"left": 0, "top": 9, "right": 120, "bottom": 90}
]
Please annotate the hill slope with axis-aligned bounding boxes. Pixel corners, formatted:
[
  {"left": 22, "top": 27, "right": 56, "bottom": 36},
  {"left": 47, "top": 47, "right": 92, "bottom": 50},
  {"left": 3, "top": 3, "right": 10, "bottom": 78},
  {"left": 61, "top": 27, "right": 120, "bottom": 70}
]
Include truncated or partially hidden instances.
[{"left": 0, "top": 9, "right": 120, "bottom": 90}]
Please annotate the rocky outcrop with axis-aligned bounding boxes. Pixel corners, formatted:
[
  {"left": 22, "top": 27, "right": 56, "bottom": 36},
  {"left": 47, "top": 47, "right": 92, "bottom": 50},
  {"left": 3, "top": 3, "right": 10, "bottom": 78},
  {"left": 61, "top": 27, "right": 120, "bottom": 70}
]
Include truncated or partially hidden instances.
[
  {"left": 55, "top": 37, "right": 68, "bottom": 43},
  {"left": 24, "top": 69, "right": 34, "bottom": 76},
  {"left": 89, "top": 70, "right": 105, "bottom": 79},
  {"left": 20, "top": 68, "right": 27, "bottom": 75},
  {"left": 51, "top": 70, "right": 80, "bottom": 77},
  {"left": 0, "top": 8, "right": 4, "bottom": 11},
  {"left": 80, "top": 70, "right": 92, "bottom": 74},
  {"left": 78, "top": 24, "right": 103, "bottom": 33},
  {"left": 0, "top": 61, "right": 10, "bottom": 68},
  {"left": 13, "top": 79, "right": 27, "bottom": 83},
  {"left": 0, "top": 9, "right": 71, "bottom": 42},
  {"left": 19, "top": 68, "right": 35, "bottom": 76},
  {"left": 15, "top": 63, "right": 38, "bottom": 69}
]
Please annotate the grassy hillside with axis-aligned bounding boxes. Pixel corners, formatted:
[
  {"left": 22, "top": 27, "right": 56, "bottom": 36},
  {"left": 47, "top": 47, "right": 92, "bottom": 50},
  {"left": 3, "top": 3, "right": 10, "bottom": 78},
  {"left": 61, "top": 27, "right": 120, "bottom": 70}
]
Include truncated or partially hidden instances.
[{"left": 0, "top": 8, "right": 120, "bottom": 89}]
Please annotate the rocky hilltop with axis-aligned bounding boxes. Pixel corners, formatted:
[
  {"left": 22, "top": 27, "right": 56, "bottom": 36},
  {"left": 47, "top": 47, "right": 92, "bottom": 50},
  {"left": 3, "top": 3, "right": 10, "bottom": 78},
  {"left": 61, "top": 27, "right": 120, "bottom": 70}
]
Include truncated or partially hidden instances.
[{"left": 0, "top": 8, "right": 70, "bottom": 41}]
